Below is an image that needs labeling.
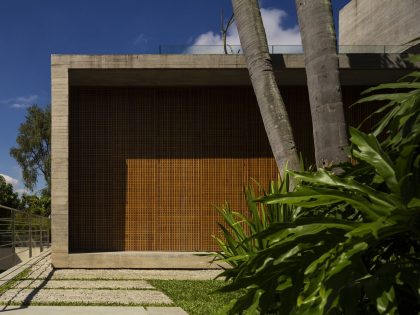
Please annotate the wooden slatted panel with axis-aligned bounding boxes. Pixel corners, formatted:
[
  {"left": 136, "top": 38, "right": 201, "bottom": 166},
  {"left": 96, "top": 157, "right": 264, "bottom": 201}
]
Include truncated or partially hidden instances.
[
  {"left": 69, "top": 86, "right": 376, "bottom": 252},
  {"left": 69, "top": 87, "right": 279, "bottom": 252}
]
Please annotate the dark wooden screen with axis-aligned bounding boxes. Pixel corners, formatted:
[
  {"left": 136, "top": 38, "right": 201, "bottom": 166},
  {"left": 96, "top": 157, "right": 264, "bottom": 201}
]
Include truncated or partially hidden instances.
[
  {"left": 69, "top": 87, "right": 280, "bottom": 252},
  {"left": 69, "top": 86, "right": 373, "bottom": 252}
]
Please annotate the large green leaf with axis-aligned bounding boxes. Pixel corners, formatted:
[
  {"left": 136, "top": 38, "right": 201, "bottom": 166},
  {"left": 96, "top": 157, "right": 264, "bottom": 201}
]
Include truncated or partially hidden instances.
[
  {"left": 362, "top": 82, "right": 420, "bottom": 94},
  {"left": 214, "top": 68, "right": 420, "bottom": 314},
  {"left": 350, "top": 127, "right": 400, "bottom": 194}
]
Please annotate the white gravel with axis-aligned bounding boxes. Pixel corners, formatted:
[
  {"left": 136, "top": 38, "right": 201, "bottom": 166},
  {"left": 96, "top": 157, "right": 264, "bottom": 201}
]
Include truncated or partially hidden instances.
[
  {"left": 14, "top": 280, "right": 154, "bottom": 290},
  {"left": 0, "top": 289, "right": 172, "bottom": 305}
]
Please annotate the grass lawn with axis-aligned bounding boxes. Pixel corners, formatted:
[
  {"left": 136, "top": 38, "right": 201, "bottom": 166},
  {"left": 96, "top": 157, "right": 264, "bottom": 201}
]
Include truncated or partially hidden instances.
[
  {"left": 0, "top": 268, "right": 30, "bottom": 295},
  {"left": 149, "top": 279, "right": 242, "bottom": 315}
]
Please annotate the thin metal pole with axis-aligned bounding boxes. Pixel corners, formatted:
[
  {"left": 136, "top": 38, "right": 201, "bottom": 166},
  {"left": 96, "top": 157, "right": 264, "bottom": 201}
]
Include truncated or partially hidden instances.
[
  {"left": 11, "top": 210, "right": 16, "bottom": 265},
  {"left": 40, "top": 219, "right": 43, "bottom": 252},
  {"left": 29, "top": 212, "right": 32, "bottom": 258},
  {"left": 47, "top": 218, "right": 50, "bottom": 247}
]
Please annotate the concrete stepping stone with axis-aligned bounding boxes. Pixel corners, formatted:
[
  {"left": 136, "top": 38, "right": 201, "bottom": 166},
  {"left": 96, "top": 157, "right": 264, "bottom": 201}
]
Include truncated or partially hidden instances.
[
  {"left": 14, "top": 279, "right": 155, "bottom": 290},
  {"left": 0, "top": 306, "right": 188, "bottom": 315},
  {"left": 0, "top": 288, "right": 172, "bottom": 305},
  {"left": 30, "top": 268, "right": 221, "bottom": 280},
  {"left": 27, "top": 264, "right": 52, "bottom": 280},
  {"left": 147, "top": 306, "right": 188, "bottom": 314}
]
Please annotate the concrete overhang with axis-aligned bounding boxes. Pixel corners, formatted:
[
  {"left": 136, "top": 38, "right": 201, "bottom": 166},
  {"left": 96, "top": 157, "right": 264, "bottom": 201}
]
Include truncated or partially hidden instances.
[{"left": 50, "top": 53, "right": 420, "bottom": 87}]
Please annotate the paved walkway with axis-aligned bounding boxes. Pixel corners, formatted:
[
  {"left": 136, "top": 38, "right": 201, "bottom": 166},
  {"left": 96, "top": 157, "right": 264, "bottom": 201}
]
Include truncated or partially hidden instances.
[{"left": 0, "top": 253, "right": 221, "bottom": 314}]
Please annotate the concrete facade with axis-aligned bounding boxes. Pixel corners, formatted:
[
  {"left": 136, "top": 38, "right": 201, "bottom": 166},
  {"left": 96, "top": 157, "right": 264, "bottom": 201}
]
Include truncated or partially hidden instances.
[
  {"left": 52, "top": 54, "right": 419, "bottom": 269},
  {"left": 339, "top": 0, "right": 420, "bottom": 51}
]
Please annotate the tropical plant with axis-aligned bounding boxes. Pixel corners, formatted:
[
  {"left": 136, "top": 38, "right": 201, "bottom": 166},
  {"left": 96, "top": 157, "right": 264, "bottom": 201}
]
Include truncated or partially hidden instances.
[
  {"left": 216, "top": 62, "right": 420, "bottom": 314},
  {"left": 295, "top": 0, "right": 348, "bottom": 167},
  {"left": 231, "top": 0, "right": 300, "bottom": 171},
  {"left": 213, "top": 174, "right": 293, "bottom": 270}
]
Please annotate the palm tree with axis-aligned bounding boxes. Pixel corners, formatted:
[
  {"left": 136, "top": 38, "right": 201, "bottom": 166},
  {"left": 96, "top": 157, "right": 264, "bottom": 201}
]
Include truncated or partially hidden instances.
[
  {"left": 295, "top": 0, "right": 348, "bottom": 167},
  {"left": 231, "top": 0, "right": 300, "bottom": 172}
]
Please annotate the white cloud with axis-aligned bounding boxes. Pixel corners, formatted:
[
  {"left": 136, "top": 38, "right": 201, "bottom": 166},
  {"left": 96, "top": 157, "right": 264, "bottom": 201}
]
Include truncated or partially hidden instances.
[
  {"left": 11, "top": 103, "right": 31, "bottom": 109},
  {"left": 15, "top": 188, "right": 31, "bottom": 196},
  {"left": 0, "top": 95, "right": 38, "bottom": 109},
  {"left": 0, "top": 173, "right": 19, "bottom": 188},
  {"left": 187, "top": 8, "right": 302, "bottom": 54},
  {"left": 134, "top": 33, "right": 148, "bottom": 46}
]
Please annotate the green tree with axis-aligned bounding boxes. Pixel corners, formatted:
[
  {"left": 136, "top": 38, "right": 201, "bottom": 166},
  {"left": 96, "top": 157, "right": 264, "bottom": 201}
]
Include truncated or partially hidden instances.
[
  {"left": 0, "top": 175, "right": 20, "bottom": 209},
  {"left": 10, "top": 105, "right": 51, "bottom": 194},
  {"left": 20, "top": 193, "right": 51, "bottom": 217},
  {"left": 231, "top": 0, "right": 300, "bottom": 171}
]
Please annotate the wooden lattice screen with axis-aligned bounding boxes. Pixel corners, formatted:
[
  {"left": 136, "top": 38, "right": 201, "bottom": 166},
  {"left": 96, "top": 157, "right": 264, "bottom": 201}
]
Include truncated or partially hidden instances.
[{"left": 68, "top": 86, "right": 372, "bottom": 252}]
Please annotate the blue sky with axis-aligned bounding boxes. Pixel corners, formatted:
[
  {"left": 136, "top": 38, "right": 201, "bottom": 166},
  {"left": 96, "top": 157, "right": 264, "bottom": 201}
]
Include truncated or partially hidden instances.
[{"left": 0, "top": 0, "right": 350, "bottom": 194}]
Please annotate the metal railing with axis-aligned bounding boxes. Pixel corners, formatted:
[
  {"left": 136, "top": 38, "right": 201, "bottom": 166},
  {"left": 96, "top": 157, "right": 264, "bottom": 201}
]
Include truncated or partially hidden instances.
[
  {"left": 0, "top": 205, "right": 50, "bottom": 269},
  {"left": 158, "top": 44, "right": 419, "bottom": 55}
]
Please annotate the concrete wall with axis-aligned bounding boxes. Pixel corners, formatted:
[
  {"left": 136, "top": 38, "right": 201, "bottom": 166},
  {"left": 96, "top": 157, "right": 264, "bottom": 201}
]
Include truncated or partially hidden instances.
[{"left": 339, "top": 0, "right": 420, "bottom": 50}]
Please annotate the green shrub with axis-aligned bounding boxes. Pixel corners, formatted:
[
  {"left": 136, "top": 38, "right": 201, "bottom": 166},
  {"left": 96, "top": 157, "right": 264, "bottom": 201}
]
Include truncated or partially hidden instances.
[
  {"left": 213, "top": 173, "right": 294, "bottom": 271},
  {"left": 216, "top": 58, "right": 420, "bottom": 314}
]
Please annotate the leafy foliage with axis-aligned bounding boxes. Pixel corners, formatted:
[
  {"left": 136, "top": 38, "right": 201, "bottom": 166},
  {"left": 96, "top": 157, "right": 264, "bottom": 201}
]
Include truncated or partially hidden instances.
[
  {"left": 10, "top": 105, "right": 51, "bottom": 194},
  {"left": 216, "top": 65, "right": 420, "bottom": 314},
  {"left": 213, "top": 174, "right": 293, "bottom": 270},
  {"left": 0, "top": 175, "right": 20, "bottom": 209},
  {"left": 20, "top": 193, "right": 51, "bottom": 216}
]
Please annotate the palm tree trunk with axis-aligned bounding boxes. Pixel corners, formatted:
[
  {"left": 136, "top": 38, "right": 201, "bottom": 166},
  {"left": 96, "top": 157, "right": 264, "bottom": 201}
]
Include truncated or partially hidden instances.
[
  {"left": 232, "top": 0, "right": 300, "bottom": 172},
  {"left": 295, "top": 0, "right": 348, "bottom": 167}
]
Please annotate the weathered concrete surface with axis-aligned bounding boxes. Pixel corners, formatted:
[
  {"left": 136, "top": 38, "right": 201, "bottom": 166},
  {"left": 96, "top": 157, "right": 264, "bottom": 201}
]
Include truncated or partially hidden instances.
[
  {"left": 31, "top": 267, "right": 222, "bottom": 281},
  {"left": 0, "top": 249, "right": 50, "bottom": 287},
  {"left": 61, "top": 252, "right": 220, "bottom": 269},
  {"left": 0, "top": 306, "right": 187, "bottom": 315},
  {"left": 0, "top": 288, "right": 172, "bottom": 305},
  {"left": 15, "top": 279, "right": 154, "bottom": 290},
  {"left": 0, "top": 306, "right": 149, "bottom": 315},
  {"left": 147, "top": 307, "right": 188, "bottom": 315},
  {"left": 339, "top": 0, "right": 420, "bottom": 50}
]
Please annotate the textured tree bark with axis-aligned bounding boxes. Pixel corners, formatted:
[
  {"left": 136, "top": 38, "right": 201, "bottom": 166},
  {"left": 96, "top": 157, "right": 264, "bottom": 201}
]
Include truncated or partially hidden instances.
[
  {"left": 295, "top": 0, "right": 348, "bottom": 167},
  {"left": 232, "top": 0, "right": 300, "bottom": 172}
]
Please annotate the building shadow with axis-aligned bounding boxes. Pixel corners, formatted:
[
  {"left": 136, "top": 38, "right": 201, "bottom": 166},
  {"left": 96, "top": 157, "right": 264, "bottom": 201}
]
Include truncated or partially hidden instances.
[{"left": 0, "top": 261, "right": 54, "bottom": 312}]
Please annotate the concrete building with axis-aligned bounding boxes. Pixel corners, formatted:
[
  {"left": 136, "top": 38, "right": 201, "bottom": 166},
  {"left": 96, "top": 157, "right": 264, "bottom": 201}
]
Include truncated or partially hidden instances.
[
  {"left": 51, "top": 53, "right": 419, "bottom": 269},
  {"left": 339, "top": 0, "right": 420, "bottom": 52}
]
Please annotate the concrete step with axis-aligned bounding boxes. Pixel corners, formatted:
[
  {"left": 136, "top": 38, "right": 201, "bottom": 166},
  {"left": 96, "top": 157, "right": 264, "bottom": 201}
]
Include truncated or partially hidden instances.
[
  {"left": 0, "top": 288, "right": 172, "bottom": 306},
  {"left": 14, "top": 279, "right": 154, "bottom": 290},
  {"left": 30, "top": 267, "right": 221, "bottom": 280},
  {"left": 0, "top": 306, "right": 188, "bottom": 315}
]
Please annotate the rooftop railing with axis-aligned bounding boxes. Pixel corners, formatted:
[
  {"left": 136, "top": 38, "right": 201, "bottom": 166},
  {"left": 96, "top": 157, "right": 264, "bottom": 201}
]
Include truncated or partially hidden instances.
[
  {"left": 158, "top": 44, "right": 418, "bottom": 54},
  {"left": 0, "top": 205, "right": 50, "bottom": 271}
]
